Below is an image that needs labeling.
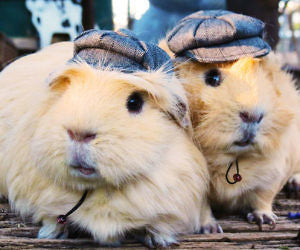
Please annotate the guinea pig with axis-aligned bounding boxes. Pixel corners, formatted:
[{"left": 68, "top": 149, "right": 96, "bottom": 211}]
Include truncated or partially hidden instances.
[
  {"left": 160, "top": 37, "right": 300, "bottom": 228},
  {"left": 0, "top": 30, "right": 221, "bottom": 247},
  {"left": 160, "top": 10, "right": 300, "bottom": 230}
]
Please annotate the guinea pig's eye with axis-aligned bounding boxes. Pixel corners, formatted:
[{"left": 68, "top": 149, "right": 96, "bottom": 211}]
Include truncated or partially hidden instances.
[
  {"left": 204, "top": 68, "right": 222, "bottom": 87},
  {"left": 126, "top": 92, "right": 144, "bottom": 114}
]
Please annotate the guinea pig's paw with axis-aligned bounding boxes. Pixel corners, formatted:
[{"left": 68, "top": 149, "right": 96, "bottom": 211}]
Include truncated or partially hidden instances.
[
  {"left": 197, "top": 216, "right": 223, "bottom": 234},
  {"left": 198, "top": 223, "right": 223, "bottom": 234},
  {"left": 286, "top": 173, "right": 300, "bottom": 198},
  {"left": 134, "top": 230, "right": 179, "bottom": 248},
  {"left": 247, "top": 210, "right": 277, "bottom": 231},
  {"left": 37, "top": 220, "right": 68, "bottom": 239}
]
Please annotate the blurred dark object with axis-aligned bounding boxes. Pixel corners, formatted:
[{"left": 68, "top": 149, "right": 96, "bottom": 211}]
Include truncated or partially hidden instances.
[
  {"left": 82, "top": 0, "right": 95, "bottom": 30},
  {"left": 0, "top": 33, "right": 18, "bottom": 71},
  {"left": 0, "top": 0, "right": 37, "bottom": 38},
  {"left": 150, "top": 0, "right": 221, "bottom": 13},
  {"left": 282, "top": 64, "right": 300, "bottom": 87},
  {"left": 94, "top": 0, "right": 113, "bottom": 30},
  {"left": 227, "top": 0, "right": 280, "bottom": 50},
  {"left": 0, "top": 0, "right": 112, "bottom": 50},
  {"left": 133, "top": 0, "right": 226, "bottom": 43},
  {"left": 288, "top": 212, "right": 300, "bottom": 219},
  {"left": 80, "top": 0, "right": 114, "bottom": 30},
  {"left": 282, "top": 64, "right": 300, "bottom": 75},
  {"left": 128, "top": 0, "right": 133, "bottom": 30}
]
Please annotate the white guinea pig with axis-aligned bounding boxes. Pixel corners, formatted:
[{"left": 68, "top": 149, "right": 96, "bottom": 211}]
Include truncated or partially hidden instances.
[
  {"left": 0, "top": 40, "right": 220, "bottom": 247},
  {"left": 161, "top": 49, "right": 300, "bottom": 229}
]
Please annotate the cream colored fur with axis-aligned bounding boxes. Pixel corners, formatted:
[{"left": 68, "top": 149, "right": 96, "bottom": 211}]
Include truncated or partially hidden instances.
[
  {"left": 160, "top": 42, "right": 300, "bottom": 225},
  {"left": 0, "top": 42, "right": 216, "bottom": 246}
]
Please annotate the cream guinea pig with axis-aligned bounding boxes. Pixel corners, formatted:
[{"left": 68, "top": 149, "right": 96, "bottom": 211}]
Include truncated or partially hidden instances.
[
  {"left": 0, "top": 29, "right": 221, "bottom": 247},
  {"left": 160, "top": 10, "right": 300, "bottom": 229}
]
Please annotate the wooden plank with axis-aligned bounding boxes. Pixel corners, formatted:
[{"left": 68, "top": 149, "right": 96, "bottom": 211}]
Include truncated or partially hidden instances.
[
  {"left": 219, "top": 220, "right": 300, "bottom": 233},
  {"left": 0, "top": 234, "right": 299, "bottom": 249},
  {"left": 181, "top": 232, "right": 297, "bottom": 242},
  {"left": 275, "top": 199, "right": 300, "bottom": 210},
  {"left": 176, "top": 241, "right": 300, "bottom": 249},
  {"left": 0, "top": 227, "right": 39, "bottom": 238},
  {"left": 0, "top": 237, "right": 298, "bottom": 249},
  {"left": 0, "top": 193, "right": 299, "bottom": 249}
]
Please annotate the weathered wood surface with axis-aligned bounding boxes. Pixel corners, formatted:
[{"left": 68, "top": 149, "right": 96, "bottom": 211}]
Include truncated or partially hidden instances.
[{"left": 0, "top": 193, "right": 299, "bottom": 249}]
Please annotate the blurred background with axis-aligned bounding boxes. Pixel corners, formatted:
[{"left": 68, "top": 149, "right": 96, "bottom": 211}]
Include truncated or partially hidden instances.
[{"left": 0, "top": 0, "right": 299, "bottom": 77}]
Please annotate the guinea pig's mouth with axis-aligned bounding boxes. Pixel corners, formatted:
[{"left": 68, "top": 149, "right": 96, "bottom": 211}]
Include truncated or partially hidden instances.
[
  {"left": 234, "top": 139, "right": 252, "bottom": 147},
  {"left": 70, "top": 164, "right": 97, "bottom": 176},
  {"left": 234, "top": 131, "right": 255, "bottom": 147}
]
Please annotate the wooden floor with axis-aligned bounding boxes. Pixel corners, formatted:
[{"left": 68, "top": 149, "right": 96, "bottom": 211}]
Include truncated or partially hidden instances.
[{"left": 0, "top": 193, "right": 299, "bottom": 249}]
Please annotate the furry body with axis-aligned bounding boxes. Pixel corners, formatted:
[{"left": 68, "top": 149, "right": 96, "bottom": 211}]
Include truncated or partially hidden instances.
[
  {"left": 160, "top": 38, "right": 300, "bottom": 226},
  {"left": 0, "top": 42, "right": 216, "bottom": 245}
]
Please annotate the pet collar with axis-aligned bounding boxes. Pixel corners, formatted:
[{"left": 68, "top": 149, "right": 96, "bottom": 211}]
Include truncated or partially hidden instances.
[
  {"left": 225, "top": 159, "right": 242, "bottom": 184},
  {"left": 57, "top": 190, "right": 88, "bottom": 224}
]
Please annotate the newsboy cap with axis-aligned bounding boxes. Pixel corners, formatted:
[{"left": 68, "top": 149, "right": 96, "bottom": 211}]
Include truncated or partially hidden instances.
[
  {"left": 72, "top": 29, "right": 173, "bottom": 74},
  {"left": 167, "top": 10, "right": 271, "bottom": 63}
]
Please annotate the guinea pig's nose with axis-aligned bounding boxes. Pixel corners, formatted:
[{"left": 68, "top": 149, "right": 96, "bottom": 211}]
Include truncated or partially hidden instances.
[
  {"left": 239, "top": 111, "right": 264, "bottom": 124},
  {"left": 67, "top": 129, "right": 96, "bottom": 143}
]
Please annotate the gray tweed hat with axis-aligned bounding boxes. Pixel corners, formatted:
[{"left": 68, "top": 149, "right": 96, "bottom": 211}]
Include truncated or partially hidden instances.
[
  {"left": 72, "top": 29, "right": 173, "bottom": 74},
  {"left": 167, "top": 10, "right": 271, "bottom": 63}
]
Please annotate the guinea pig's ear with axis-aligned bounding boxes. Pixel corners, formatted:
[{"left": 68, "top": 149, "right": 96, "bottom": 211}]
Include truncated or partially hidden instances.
[
  {"left": 136, "top": 71, "right": 192, "bottom": 132},
  {"left": 260, "top": 52, "right": 286, "bottom": 82},
  {"left": 260, "top": 53, "right": 295, "bottom": 97},
  {"left": 46, "top": 65, "right": 85, "bottom": 92},
  {"left": 167, "top": 95, "right": 192, "bottom": 132}
]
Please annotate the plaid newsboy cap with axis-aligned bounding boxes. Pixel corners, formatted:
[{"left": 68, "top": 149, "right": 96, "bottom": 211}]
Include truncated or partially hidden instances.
[
  {"left": 167, "top": 10, "right": 271, "bottom": 63},
  {"left": 72, "top": 29, "right": 173, "bottom": 74}
]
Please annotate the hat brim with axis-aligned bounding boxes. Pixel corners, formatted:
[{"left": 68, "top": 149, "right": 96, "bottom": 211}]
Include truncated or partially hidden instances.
[{"left": 181, "top": 37, "right": 271, "bottom": 63}]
